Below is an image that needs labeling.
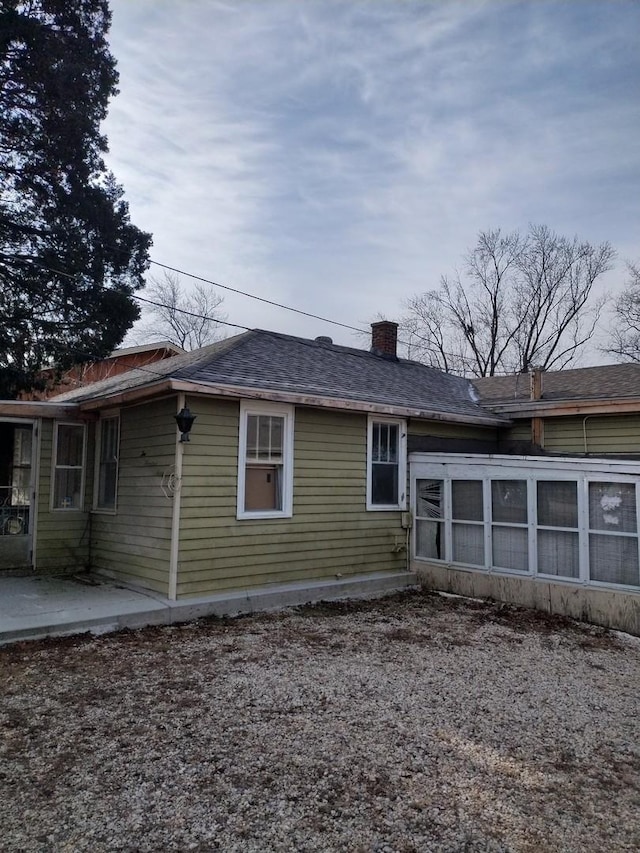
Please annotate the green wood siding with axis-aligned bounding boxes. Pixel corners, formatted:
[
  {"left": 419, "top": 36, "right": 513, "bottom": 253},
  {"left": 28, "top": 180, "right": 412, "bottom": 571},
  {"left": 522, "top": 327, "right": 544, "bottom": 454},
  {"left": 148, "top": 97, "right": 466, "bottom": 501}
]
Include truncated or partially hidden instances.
[
  {"left": 35, "top": 418, "right": 91, "bottom": 573},
  {"left": 497, "top": 414, "right": 640, "bottom": 454},
  {"left": 177, "top": 401, "right": 408, "bottom": 597},
  {"left": 408, "top": 419, "right": 495, "bottom": 440},
  {"left": 543, "top": 414, "right": 640, "bottom": 455},
  {"left": 498, "top": 421, "right": 532, "bottom": 444},
  {"left": 90, "top": 398, "right": 176, "bottom": 594}
]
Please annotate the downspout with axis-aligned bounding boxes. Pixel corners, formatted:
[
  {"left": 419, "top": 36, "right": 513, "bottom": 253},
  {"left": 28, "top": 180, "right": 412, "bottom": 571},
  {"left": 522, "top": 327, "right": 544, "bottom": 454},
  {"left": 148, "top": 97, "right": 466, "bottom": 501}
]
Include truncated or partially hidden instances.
[
  {"left": 168, "top": 392, "right": 185, "bottom": 601},
  {"left": 30, "top": 418, "right": 42, "bottom": 572},
  {"left": 583, "top": 416, "right": 593, "bottom": 455}
]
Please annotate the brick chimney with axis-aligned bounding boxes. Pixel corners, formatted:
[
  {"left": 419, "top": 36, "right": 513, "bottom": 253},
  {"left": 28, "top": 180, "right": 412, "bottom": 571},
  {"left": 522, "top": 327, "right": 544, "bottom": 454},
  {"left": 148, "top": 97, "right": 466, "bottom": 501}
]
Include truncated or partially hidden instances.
[{"left": 371, "top": 321, "right": 398, "bottom": 359}]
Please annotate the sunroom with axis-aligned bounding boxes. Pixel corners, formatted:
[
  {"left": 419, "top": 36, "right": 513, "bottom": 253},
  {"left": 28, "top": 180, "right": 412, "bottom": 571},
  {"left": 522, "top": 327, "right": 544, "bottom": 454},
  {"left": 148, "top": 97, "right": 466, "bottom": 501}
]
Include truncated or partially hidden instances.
[{"left": 411, "top": 454, "right": 640, "bottom": 593}]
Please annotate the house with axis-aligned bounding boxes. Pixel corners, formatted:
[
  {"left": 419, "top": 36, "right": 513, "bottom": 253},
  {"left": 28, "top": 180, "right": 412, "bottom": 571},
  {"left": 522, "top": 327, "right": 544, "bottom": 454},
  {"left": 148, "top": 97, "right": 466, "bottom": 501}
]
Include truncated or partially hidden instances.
[
  {"left": 473, "top": 364, "right": 640, "bottom": 457},
  {"left": 408, "top": 365, "right": 640, "bottom": 635},
  {"left": 3, "top": 333, "right": 639, "bottom": 634},
  {"left": 0, "top": 323, "right": 503, "bottom": 603},
  {"left": 20, "top": 341, "right": 184, "bottom": 401}
]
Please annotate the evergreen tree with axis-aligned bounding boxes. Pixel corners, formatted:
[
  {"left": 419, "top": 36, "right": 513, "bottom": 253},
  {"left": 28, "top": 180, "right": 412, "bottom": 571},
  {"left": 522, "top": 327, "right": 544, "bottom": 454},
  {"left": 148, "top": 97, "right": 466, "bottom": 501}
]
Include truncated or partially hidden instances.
[{"left": 0, "top": 0, "right": 151, "bottom": 397}]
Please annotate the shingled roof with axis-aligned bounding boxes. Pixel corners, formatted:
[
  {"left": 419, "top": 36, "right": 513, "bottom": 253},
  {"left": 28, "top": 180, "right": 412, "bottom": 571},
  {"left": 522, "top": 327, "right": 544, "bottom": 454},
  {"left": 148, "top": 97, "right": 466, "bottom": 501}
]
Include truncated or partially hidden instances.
[
  {"left": 473, "top": 363, "right": 640, "bottom": 404},
  {"left": 55, "top": 329, "right": 504, "bottom": 426}
]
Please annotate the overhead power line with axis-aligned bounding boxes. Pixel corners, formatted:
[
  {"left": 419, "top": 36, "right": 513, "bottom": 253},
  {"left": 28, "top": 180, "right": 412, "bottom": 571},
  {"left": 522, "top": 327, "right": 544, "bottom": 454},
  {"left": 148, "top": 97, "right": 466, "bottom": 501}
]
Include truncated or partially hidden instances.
[
  {"left": 8, "top": 253, "right": 478, "bottom": 373},
  {"left": 148, "top": 259, "right": 476, "bottom": 372},
  {"left": 149, "top": 259, "right": 365, "bottom": 334},
  {"left": 135, "top": 295, "right": 250, "bottom": 333}
]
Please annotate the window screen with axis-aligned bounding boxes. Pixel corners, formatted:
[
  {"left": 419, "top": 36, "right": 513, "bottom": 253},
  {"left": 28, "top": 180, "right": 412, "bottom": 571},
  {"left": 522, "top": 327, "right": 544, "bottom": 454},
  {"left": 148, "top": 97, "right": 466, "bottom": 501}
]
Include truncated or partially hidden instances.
[
  {"left": 371, "top": 422, "right": 399, "bottom": 506},
  {"left": 491, "top": 480, "right": 528, "bottom": 571},
  {"left": 536, "top": 481, "right": 579, "bottom": 578},
  {"left": 588, "top": 482, "right": 639, "bottom": 585},
  {"left": 53, "top": 424, "right": 85, "bottom": 509},
  {"left": 415, "top": 479, "right": 443, "bottom": 559},
  {"left": 452, "top": 480, "right": 483, "bottom": 521},
  {"left": 537, "top": 481, "right": 578, "bottom": 529},
  {"left": 538, "top": 530, "right": 579, "bottom": 578},
  {"left": 452, "top": 480, "right": 484, "bottom": 566},
  {"left": 589, "top": 483, "right": 636, "bottom": 533},
  {"left": 492, "top": 480, "right": 527, "bottom": 524}
]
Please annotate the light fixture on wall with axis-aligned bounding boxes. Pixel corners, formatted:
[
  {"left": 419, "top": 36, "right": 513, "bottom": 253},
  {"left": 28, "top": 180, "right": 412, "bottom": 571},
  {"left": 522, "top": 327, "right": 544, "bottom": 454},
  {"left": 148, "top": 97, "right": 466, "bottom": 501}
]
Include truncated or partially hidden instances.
[{"left": 174, "top": 406, "right": 196, "bottom": 442}]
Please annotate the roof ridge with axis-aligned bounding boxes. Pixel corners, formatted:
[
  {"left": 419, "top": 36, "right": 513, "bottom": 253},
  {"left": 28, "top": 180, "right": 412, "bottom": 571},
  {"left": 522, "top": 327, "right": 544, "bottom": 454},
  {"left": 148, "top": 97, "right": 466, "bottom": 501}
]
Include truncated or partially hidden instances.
[{"left": 250, "top": 327, "right": 472, "bottom": 383}]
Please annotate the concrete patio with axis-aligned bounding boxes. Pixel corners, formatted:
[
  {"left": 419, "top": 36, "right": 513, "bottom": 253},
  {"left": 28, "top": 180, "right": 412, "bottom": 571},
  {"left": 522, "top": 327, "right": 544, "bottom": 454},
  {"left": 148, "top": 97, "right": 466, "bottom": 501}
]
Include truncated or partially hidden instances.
[{"left": 0, "top": 570, "right": 417, "bottom": 645}]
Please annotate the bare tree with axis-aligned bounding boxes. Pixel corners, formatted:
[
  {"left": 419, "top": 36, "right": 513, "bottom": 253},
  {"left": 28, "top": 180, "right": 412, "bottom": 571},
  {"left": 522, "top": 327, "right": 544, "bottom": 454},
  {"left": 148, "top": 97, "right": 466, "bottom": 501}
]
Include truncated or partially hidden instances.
[
  {"left": 137, "top": 272, "right": 226, "bottom": 350},
  {"left": 403, "top": 225, "right": 614, "bottom": 376},
  {"left": 604, "top": 262, "right": 640, "bottom": 362}
]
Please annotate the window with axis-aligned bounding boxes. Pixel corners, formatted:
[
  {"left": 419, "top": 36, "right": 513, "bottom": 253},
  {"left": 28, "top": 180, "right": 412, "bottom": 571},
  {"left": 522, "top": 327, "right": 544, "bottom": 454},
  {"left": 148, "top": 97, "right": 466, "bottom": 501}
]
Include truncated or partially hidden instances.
[
  {"left": 588, "top": 482, "right": 639, "bottom": 586},
  {"left": 452, "top": 479, "right": 485, "bottom": 566},
  {"left": 95, "top": 415, "right": 119, "bottom": 511},
  {"left": 491, "top": 480, "right": 528, "bottom": 571},
  {"left": 415, "top": 479, "right": 444, "bottom": 559},
  {"left": 12, "top": 427, "right": 32, "bottom": 507},
  {"left": 537, "top": 481, "right": 579, "bottom": 578},
  {"left": 367, "top": 418, "right": 407, "bottom": 510},
  {"left": 237, "top": 401, "right": 294, "bottom": 519},
  {"left": 52, "top": 423, "right": 85, "bottom": 510},
  {"left": 411, "top": 456, "right": 640, "bottom": 591},
  {"left": 0, "top": 424, "right": 32, "bottom": 536}
]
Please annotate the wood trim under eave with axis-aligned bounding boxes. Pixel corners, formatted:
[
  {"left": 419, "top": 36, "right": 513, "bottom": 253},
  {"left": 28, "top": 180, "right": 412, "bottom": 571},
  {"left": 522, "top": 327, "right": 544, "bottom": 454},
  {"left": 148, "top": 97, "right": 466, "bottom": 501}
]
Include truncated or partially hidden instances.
[
  {"left": 488, "top": 398, "right": 640, "bottom": 418},
  {"left": 168, "top": 379, "right": 507, "bottom": 428},
  {"left": 71, "top": 375, "right": 505, "bottom": 426},
  {"left": 0, "top": 401, "right": 82, "bottom": 419},
  {"left": 76, "top": 380, "right": 175, "bottom": 412}
]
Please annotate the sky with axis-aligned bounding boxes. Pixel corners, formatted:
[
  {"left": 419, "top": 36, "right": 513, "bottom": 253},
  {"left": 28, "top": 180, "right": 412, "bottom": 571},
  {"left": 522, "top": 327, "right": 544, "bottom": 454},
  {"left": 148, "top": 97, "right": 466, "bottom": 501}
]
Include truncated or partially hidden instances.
[{"left": 103, "top": 0, "right": 640, "bottom": 354}]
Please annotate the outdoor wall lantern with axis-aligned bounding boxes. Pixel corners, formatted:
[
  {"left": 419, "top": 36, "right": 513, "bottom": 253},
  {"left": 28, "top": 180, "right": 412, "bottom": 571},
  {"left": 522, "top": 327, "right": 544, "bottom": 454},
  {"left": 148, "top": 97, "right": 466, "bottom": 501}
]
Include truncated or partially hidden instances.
[{"left": 175, "top": 406, "right": 196, "bottom": 442}]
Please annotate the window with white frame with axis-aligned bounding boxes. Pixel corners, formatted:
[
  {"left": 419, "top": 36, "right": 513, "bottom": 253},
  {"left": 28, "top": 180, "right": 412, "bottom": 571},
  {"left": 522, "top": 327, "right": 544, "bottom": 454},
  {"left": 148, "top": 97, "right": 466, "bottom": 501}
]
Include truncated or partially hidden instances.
[
  {"left": 367, "top": 417, "right": 407, "bottom": 510},
  {"left": 95, "top": 415, "right": 119, "bottom": 511},
  {"left": 52, "top": 423, "right": 85, "bottom": 510},
  {"left": 415, "top": 479, "right": 444, "bottom": 558},
  {"left": 537, "top": 480, "right": 579, "bottom": 578},
  {"left": 412, "top": 457, "right": 640, "bottom": 590},
  {"left": 237, "top": 401, "right": 294, "bottom": 519},
  {"left": 588, "top": 482, "right": 638, "bottom": 586},
  {"left": 491, "top": 480, "right": 529, "bottom": 571},
  {"left": 452, "top": 479, "right": 484, "bottom": 567}
]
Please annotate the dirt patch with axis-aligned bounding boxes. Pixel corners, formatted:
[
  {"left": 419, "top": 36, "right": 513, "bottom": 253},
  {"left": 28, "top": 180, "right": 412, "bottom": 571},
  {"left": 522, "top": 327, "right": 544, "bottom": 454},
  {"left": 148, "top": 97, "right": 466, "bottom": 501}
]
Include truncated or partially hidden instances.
[{"left": 1, "top": 590, "right": 638, "bottom": 853}]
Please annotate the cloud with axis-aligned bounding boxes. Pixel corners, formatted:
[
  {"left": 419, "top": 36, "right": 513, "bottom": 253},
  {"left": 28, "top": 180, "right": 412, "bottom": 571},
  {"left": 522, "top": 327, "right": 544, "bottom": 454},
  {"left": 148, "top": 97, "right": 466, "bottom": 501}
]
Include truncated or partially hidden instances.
[{"left": 104, "top": 0, "right": 640, "bottom": 349}]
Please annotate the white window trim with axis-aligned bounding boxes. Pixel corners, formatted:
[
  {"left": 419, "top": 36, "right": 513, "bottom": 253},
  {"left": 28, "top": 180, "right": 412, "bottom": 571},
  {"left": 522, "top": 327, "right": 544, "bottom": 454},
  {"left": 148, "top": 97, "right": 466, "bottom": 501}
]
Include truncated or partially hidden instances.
[
  {"left": 237, "top": 400, "right": 294, "bottom": 520},
  {"left": 93, "top": 412, "right": 120, "bottom": 514},
  {"left": 51, "top": 421, "right": 86, "bottom": 512},
  {"left": 366, "top": 416, "right": 407, "bottom": 511}
]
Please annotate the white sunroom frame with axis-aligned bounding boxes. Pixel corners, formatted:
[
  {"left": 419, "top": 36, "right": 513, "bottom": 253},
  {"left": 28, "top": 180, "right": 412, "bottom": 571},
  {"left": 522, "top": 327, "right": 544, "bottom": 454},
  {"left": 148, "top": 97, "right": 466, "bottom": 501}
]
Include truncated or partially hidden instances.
[{"left": 410, "top": 452, "right": 640, "bottom": 595}]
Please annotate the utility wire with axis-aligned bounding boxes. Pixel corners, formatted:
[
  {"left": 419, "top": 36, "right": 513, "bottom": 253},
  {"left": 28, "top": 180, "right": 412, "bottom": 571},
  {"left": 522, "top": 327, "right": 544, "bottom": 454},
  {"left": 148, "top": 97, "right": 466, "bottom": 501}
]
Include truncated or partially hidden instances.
[
  {"left": 148, "top": 258, "right": 476, "bottom": 372},
  {"left": 7, "top": 254, "right": 479, "bottom": 374},
  {"left": 135, "top": 295, "right": 251, "bottom": 333},
  {"left": 149, "top": 260, "right": 365, "bottom": 334}
]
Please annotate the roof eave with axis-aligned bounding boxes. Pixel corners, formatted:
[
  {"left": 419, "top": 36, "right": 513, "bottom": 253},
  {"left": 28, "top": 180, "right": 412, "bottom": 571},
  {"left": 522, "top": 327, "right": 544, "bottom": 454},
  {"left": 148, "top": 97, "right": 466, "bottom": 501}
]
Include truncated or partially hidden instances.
[
  {"left": 70, "top": 374, "right": 505, "bottom": 427},
  {"left": 76, "top": 379, "right": 175, "bottom": 411},
  {"left": 169, "top": 379, "right": 507, "bottom": 427},
  {"left": 485, "top": 397, "right": 640, "bottom": 418},
  {"left": 0, "top": 400, "right": 83, "bottom": 419}
]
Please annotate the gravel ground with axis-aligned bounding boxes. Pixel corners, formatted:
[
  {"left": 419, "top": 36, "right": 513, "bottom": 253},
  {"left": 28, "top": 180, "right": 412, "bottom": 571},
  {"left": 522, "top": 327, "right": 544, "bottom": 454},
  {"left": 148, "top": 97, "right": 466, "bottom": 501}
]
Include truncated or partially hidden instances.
[{"left": 1, "top": 590, "right": 639, "bottom": 853}]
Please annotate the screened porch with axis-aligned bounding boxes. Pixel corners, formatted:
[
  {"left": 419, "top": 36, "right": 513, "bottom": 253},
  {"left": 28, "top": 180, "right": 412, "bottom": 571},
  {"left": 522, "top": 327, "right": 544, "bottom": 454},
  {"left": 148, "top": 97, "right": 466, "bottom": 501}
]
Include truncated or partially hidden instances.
[{"left": 411, "top": 454, "right": 640, "bottom": 593}]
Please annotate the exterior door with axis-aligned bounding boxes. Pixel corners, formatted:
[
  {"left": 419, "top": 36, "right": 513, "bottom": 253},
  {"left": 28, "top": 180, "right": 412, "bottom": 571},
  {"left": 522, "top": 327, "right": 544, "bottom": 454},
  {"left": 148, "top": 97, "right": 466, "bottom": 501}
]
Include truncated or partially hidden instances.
[{"left": 0, "top": 422, "right": 34, "bottom": 570}]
